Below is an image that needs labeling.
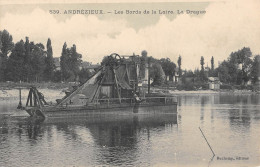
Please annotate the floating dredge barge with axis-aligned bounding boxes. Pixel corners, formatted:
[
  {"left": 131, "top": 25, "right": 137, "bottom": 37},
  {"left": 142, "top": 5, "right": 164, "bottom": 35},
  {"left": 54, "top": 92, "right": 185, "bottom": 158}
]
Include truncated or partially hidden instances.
[{"left": 23, "top": 53, "right": 177, "bottom": 118}]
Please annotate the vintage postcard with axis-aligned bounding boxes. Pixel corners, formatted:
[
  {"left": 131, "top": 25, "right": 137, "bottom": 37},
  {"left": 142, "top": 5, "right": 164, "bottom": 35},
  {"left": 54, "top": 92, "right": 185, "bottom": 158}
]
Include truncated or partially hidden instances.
[{"left": 0, "top": 0, "right": 259, "bottom": 167}]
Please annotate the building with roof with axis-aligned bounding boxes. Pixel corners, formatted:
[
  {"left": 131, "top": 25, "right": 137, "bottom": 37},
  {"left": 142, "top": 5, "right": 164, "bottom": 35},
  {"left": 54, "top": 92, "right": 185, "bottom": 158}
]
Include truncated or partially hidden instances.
[{"left": 208, "top": 77, "right": 220, "bottom": 90}]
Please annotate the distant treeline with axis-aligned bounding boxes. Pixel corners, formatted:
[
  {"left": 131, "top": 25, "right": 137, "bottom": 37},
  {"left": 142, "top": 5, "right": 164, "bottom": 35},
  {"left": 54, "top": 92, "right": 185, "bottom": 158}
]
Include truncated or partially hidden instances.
[
  {"left": 180, "top": 47, "right": 260, "bottom": 87},
  {"left": 122, "top": 47, "right": 260, "bottom": 88},
  {"left": 0, "top": 29, "right": 259, "bottom": 88}
]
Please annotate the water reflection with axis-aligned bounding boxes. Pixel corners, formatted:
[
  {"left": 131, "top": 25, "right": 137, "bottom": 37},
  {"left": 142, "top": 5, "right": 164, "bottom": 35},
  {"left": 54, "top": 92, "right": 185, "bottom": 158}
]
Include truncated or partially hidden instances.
[
  {"left": 26, "top": 119, "right": 44, "bottom": 140},
  {"left": 228, "top": 108, "right": 251, "bottom": 132},
  {"left": 0, "top": 114, "right": 177, "bottom": 166},
  {"left": 1, "top": 93, "right": 260, "bottom": 167}
]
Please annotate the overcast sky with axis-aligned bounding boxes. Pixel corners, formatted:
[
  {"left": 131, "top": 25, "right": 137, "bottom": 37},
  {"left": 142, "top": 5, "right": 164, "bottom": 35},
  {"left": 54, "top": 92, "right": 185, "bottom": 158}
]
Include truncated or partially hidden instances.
[{"left": 0, "top": 0, "right": 259, "bottom": 70}]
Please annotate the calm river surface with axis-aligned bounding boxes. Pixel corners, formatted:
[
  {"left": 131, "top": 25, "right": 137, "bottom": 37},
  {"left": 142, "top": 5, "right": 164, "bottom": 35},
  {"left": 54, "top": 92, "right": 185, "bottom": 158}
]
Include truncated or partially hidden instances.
[{"left": 0, "top": 93, "right": 260, "bottom": 167}]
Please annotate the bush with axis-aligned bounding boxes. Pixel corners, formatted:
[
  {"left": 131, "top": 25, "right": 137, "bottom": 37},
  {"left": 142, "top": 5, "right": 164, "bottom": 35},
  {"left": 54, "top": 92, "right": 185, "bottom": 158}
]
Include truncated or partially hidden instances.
[
  {"left": 201, "top": 83, "right": 209, "bottom": 90},
  {"left": 220, "top": 84, "right": 232, "bottom": 90},
  {"left": 246, "top": 85, "right": 253, "bottom": 90},
  {"left": 234, "top": 85, "right": 243, "bottom": 90},
  {"left": 177, "top": 82, "right": 196, "bottom": 91}
]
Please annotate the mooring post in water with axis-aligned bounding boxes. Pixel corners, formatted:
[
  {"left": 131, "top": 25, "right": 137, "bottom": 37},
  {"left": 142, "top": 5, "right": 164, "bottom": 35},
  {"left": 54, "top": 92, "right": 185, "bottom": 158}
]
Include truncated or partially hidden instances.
[
  {"left": 17, "top": 88, "right": 22, "bottom": 109},
  {"left": 148, "top": 58, "right": 151, "bottom": 94},
  {"left": 199, "top": 127, "right": 215, "bottom": 156}
]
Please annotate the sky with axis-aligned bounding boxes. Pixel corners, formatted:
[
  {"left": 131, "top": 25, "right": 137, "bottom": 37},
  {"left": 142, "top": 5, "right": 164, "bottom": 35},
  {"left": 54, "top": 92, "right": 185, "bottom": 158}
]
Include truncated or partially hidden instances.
[{"left": 0, "top": 0, "right": 260, "bottom": 70}]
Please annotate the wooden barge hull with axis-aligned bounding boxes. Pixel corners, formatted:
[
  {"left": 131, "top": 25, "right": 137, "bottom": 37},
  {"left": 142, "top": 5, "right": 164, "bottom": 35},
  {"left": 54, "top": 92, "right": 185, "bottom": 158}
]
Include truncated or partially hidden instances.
[{"left": 26, "top": 102, "right": 177, "bottom": 118}]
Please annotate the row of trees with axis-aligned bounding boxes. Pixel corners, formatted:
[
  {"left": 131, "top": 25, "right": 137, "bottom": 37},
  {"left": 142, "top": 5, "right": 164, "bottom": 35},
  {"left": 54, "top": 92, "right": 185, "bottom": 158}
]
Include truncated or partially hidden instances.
[
  {"left": 139, "top": 51, "right": 183, "bottom": 86},
  {"left": 100, "top": 50, "right": 177, "bottom": 86},
  {"left": 0, "top": 29, "right": 87, "bottom": 83},
  {"left": 138, "top": 47, "right": 259, "bottom": 87},
  {"left": 60, "top": 42, "right": 91, "bottom": 83},
  {"left": 0, "top": 30, "right": 56, "bottom": 82},
  {"left": 216, "top": 47, "right": 259, "bottom": 85},
  {"left": 139, "top": 50, "right": 173, "bottom": 86},
  {"left": 0, "top": 29, "right": 259, "bottom": 87},
  {"left": 60, "top": 42, "right": 84, "bottom": 82},
  {"left": 181, "top": 47, "right": 260, "bottom": 86},
  {"left": 0, "top": 30, "right": 14, "bottom": 81}
]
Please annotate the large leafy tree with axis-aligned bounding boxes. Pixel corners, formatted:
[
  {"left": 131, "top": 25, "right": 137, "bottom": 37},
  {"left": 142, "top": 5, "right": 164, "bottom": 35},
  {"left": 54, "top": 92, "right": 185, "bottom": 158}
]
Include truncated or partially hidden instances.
[
  {"left": 0, "top": 30, "right": 14, "bottom": 81},
  {"left": 140, "top": 50, "right": 148, "bottom": 79},
  {"left": 200, "top": 56, "right": 205, "bottom": 71},
  {"left": 216, "top": 60, "right": 235, "bottom": 84},
  {"left": 251, "top": 55, "right": 260, "bottom": 84},
  {"left": 0, "top": 31, "right": 2, "bottom": 81},
  {"left": 216, "top": 48, "right": 253, "bottom": 85},
  {"left": 0, "top": 31, "right": 2, "bottom": 50},
  {"left": 23, "top": 37, "right": 33, "bottom": 82},
  {"left": 78, "top": 68, "right": 91, "bottom": 83},
  {"left": 177, "top": 55, "right": 182, "bottom": 77},
  {"left": 200, "top": 56, "right": 207, "bottom": 81},
  {"left": 193, "top": 68, "right": 201, "bottom": 82},
  {"left": 208, "top": 56, "right": 216, "bottom": 77},
  {"left": 30, "top": 43, "right": 46, "bottom": 82},
  {"left": 228, "top": 47, "right": 253, "bottom": 85},
  {"left": 1, "top": 30, "right": 14, "bottom": 57},
  {"left": 101, "top": 56, "right": 110, "bottom": 65},
  {"left": 60, "top": 42, "right": 70, "bottom": 81},
  {"left": 60, "top": 42, "right": 82, "bottom": 81},
  {"left": 160, "top": 58, "right": 176, "bottom": 79},
  {"left": 150, "top": 63, "right": 165, "bottom": 86},
  {"left": 6, "top": 40, "right": 25, "bottom": 81},
  {"left": 44, "top": 38, "right": 55, "bottom": 81},
  {"left": 4, "top": 36, "right": 48, "bottom": 82},
  {"left": 211, "top": 56, "right": 214, "bottom": 70},
  {"left": 70, "top": 44, "right": 82, "bottom": 79}
]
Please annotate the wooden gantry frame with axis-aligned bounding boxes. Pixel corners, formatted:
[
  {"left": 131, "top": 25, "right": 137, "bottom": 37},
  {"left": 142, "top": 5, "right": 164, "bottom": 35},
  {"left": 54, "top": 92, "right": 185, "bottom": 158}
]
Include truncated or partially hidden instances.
[{"left": 26, "top": 87, "right": 48, "bottom": 108}]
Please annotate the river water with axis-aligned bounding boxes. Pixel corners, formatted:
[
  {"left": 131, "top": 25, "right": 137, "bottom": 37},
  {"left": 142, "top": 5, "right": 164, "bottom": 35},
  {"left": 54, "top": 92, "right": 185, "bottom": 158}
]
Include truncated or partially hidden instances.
[{"left": 0, "top": 93, "right": 260, "bottom": 167}]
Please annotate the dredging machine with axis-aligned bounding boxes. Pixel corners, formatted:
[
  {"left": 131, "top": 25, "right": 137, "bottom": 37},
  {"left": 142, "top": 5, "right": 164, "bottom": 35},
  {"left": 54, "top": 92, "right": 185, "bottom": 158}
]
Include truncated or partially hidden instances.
[{"left": 21, "top": 53, "right": 177, "bottom": 118}]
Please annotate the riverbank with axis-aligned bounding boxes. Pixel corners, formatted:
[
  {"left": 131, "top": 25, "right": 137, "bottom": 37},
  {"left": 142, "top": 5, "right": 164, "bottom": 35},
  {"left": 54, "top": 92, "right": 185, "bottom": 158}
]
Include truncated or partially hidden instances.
[
  {"left": 150, "top": 87, "right": 257, "bottom": 95},
  {"left": 0, "top": 88, "right": 64, "bottom": 100},
  {"left": 0, "top": 82, "right": 76, "bottom": 100},
  {"left": 0, "top": 82, "right": 75, "bottom": 90},
  {"left": 1, "top": 86, "right": 258, "bottom": 101}
]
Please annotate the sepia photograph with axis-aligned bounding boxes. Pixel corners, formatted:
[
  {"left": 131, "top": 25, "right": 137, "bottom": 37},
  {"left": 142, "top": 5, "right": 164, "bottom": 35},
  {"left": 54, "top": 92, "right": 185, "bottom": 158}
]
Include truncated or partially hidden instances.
[{"left": 0, "top": 0, "right": 260, "bottom": 166}]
